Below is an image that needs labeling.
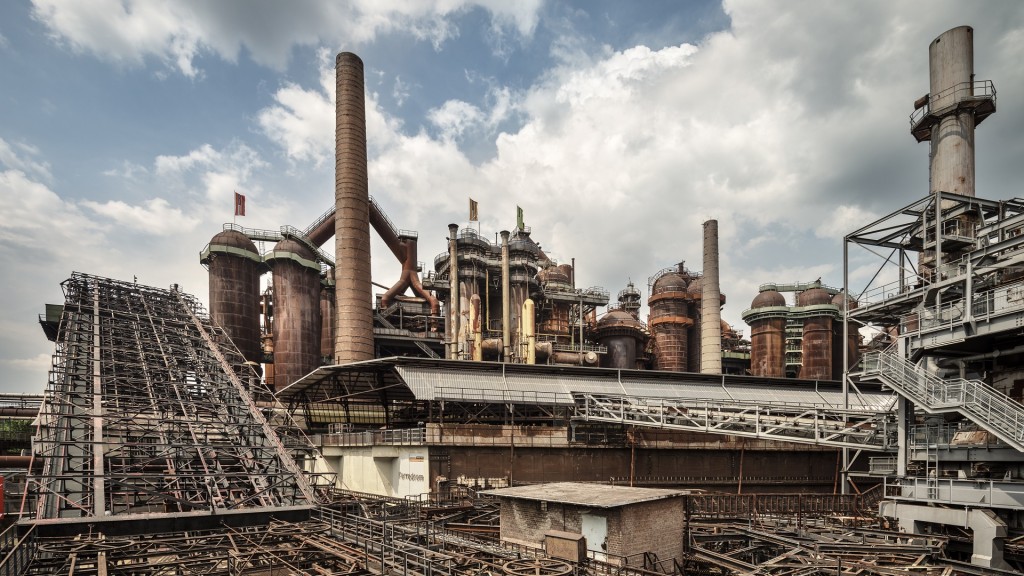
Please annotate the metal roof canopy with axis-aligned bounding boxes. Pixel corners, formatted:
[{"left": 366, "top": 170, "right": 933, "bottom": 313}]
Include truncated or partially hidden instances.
[
  {"left": 481, "top": 482, "right": 689, "bottom": 508},
  {"left": 278, "top": 357, "right": 892, "bottom": 411}
]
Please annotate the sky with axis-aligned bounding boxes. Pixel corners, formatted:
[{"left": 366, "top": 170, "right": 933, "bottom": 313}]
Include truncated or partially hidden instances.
[{"left": 1, "top": 1, "right": 1023, "bottom": 393}]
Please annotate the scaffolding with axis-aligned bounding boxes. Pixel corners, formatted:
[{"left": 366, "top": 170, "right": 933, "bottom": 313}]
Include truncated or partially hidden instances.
[{"left": 31, "top": 273, "right": 316, "bottom": 521}]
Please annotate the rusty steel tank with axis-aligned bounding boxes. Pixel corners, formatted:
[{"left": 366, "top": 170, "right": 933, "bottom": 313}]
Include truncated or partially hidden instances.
[
  {"left": 648, "top": 264, "right": 693, "bottom": 372},
  {"left": 595, "top": 308, "right": 647, "bottom": 369},
  {"left": 267, "top": 238, "right": 322, "bottom": 390},
  {"left": 203, "top": 229, "right": 263, "bottom": 364},
  {"left": 831, "top": 291, "right": 860, "bottom": 375},
  {"left": 744, "top": 288, "right": 787, "bottom": 377},
  {"left": 538, "top": 265, "right": 573, "bottom": 340},
  {"left": 798, "top": 285, "right": 835, "bottom": 380}
]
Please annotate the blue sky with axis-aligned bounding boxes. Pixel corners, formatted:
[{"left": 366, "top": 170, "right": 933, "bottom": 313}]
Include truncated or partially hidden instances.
[{"left": 2, "top": 1, "right": 1023, "bottom": 392}]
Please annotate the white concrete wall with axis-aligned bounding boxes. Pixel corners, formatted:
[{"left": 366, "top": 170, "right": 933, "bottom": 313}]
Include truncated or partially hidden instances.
[{"left": 329, "top": 446, "right": 430, "bottom": 498}]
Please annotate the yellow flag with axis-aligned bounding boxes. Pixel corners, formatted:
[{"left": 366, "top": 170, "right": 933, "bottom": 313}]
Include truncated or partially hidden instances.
[{"left": 469, "top": 198, "right": 478, "bottom": 221}]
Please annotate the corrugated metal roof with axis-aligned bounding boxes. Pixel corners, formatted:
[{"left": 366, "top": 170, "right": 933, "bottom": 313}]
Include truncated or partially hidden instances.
[
  {"left": 481, "top": 482, "right": 688, "bottom": 508},
  {"left": 280, "top": 357, "right": 896, "bottom": 414},
  {"left": 394, "top": 363, "right": 894, "bottom": 412}
]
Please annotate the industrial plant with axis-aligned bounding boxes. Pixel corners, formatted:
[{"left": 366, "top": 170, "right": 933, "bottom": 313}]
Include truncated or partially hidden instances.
[{"left": 0, "top": 24, "right": 1021, "bottom": 576}]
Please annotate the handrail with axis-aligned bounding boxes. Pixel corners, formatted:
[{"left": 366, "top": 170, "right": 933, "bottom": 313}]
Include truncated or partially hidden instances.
[
  {"left": 910, "top": 79, "right": 996, "bottom": 127},
  {"left": 862, "top": 350, "right": 1024, "bottom": 451}
]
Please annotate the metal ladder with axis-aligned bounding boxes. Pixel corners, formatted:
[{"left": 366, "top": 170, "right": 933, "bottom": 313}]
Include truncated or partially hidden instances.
[{"left": 861, "top": 349, "right": 1024, "bottom": 452}]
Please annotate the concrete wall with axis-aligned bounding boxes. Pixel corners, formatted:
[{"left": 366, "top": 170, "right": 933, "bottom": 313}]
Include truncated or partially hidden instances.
[{"left": 323, "top": 446, "right": 430, "bottom": 497}]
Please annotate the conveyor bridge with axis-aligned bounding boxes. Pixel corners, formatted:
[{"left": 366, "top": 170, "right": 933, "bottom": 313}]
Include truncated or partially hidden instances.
[{"left": 572, "top": 392, "right": 896, "bottom": 451}]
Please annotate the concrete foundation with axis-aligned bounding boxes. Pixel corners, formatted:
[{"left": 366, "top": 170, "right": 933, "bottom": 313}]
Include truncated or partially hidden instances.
[{"left": 880, "top": 500, "right": 1010, "bottom": 570}]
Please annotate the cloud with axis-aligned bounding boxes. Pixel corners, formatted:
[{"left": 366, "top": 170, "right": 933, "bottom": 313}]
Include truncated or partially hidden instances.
[
  {"left": 250, "top": 0, "right": 1024, "bottom": 335},
  {"left": 81, "top": 197, "right": 200, "bottom": 236},
  {"left": 31, "top": 0, "right": 544, "bottom": 77},
  {"left": 0, "top": 137, "right": 53, "bottom": 182}
]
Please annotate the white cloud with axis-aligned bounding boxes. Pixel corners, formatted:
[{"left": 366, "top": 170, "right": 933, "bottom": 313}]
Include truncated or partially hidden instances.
[
  {"left": 81, "top": 197, "right": 199, "bottom": 236},
  {"left": 251, "top": 0, "right": 1024, "bottom": 334},
  {"left": 0, "top": 137, "right": 53, "bottom": 182},
  {"left": 31, "top": 0, "right": 544, "bottom": 76}
]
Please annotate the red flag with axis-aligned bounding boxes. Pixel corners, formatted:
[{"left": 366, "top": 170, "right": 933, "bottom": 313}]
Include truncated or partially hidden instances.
[{"left": 234, "top": 192, "right": 246, "bottom": 216}]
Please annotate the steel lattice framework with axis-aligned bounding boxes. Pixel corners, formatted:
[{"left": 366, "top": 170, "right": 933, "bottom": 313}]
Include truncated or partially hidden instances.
[{"left": 31, "top": 273, "right": 315, "bottom": 521}]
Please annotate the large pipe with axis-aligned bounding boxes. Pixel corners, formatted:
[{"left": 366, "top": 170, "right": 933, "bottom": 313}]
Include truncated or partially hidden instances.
[
  {"left": 448, "top": 224, "right": 460, "bottom": 359},
  {"left": 334, "top": 52, "right": 374, "bottom": 363},
  {"left": 470, "top": 294, "right": 482, "bottom": 361},
  {"left": 501, "top": 230, "right": 511, "bottom": 362},
  {"left": 701, "top": 219, "right": 722, "bottom": 374},
  {"left": 523, "top": 298, "right": 536, "bottom": 364}
]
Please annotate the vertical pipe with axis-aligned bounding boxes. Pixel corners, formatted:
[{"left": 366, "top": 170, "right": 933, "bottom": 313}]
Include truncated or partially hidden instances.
[
  {"left": 448, "top": 224, "right": 460, "bottom": 359},
  {"left": 334, "top": 52, "right": 374, "bottom": 363},
  {"left": 523, "top": 299, "right": 536, "bottom": 364},
  {"left": 501, "top": 230, "right": 511, "bottom": 362},
  {"left": 471, "top": 294, "right": 482, "bottom": 361},
  {"left": 701, "top": 220, "right": 723, "bottom": 374}
]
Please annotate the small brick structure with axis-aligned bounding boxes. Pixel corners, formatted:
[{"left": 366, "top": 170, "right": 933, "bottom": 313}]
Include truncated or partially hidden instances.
[{"left": 482, "top": 482, "right": 688, "bottom": 567}]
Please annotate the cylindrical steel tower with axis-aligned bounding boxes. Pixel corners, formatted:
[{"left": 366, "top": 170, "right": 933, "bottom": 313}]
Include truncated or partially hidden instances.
[
  {"left": 831, "top": 291, "right": 860, "bottom": 376},
  {"left": 648, "top": 265, "right": 692, "bottom": 372},
  {"left": 929, "top": 26, "right": 976, "bottom": 196},
  {"left": 205, "top": 229, "right": 263, "bottom": 363},
  {"left": 744, "top": 289, "right": 786, "bottom": 377},
  {"left": 334, "top": 51, "right": 374, "bottom": 363},
  {"left": 268, "top": 239, "right": 322, "bottom": 390},
  {"left": 798, "top": 286, "right": 833, "bottom": 380},
  {"left": 595, "top": 309, "right": 646, "bottom": 369},
  {"left": 701, "top": 220, "right": 723, "bottom": 374}
]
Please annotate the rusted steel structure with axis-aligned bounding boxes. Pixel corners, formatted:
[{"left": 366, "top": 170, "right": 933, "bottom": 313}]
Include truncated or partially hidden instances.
[
  {"left": 743, "top": 287, "right": 787, "bottom": 377},
  {"left": 797, "top": 284, "right": 834, "bottom": 380},
  {"left": 647, "top": 264, "right": 694, "bottom": 371},
  {"left": 201, "top": 229, "right": 262, "bottom": 363},
  {"left": 267, "top": 238, "right": 323, "bottom": 390}
]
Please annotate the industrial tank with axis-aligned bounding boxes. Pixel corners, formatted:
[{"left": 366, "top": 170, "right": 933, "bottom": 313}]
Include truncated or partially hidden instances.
[
  {"left": 538, "top": 266, "right": 572, "bottom": 340},
  {"left": 831, "top": 292, "right": 860, "bottom": 376},
  {"left": 746, "top": 289, "right": 786, "bottom": 377},
  {"left": 204, "top": 229, "right": 262, "bottom": 364},
  {"left": 648, "top": 265, "right": 692, "bottom": 372},
  {"left": 594, "top": 309, "right": 646, "bottom": 369},
  {"left": 268, "top": 238, "right": 322, "bottom": 390},
  {"left": 798, "top": 286, "right": 834, "bottom": 380}
]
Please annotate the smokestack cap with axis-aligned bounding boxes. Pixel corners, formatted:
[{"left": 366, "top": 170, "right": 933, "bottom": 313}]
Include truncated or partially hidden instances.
[{"left": 336, "top": 52, "right": 364, "bottom": 69}]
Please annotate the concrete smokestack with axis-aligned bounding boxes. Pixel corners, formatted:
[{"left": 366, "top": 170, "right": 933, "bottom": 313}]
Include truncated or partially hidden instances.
[
  {"left": 334, "top": 52, "right": 374, "bottom": 363},
  {"left": 700, "top": 219, "right": 722, "bottom": 374},
  {"left": 928, "top": 26, "right": 976, "bottom": 196}
]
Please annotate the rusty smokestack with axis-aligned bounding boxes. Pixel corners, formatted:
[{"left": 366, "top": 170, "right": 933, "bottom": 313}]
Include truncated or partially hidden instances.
[
  {"left": 334, "top": 52, "right": 374, "bottom": 363},
  {"left": 448, "top": 223, "right": 460, "bottom": 359},
  {"left": 700, "top": 219, "right": 722, "bottom": 374}
]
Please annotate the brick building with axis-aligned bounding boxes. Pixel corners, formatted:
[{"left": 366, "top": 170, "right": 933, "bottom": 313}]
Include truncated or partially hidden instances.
[{"left": 483, "top": 482, "right": 688, "bottom": 566}]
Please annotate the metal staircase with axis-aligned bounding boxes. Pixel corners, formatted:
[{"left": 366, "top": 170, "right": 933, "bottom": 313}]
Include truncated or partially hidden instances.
[
  {"left": 573, "top": 392, "right": 895, "bottom": 451},
  {"left": 861, "top": 349, "right": 1024, "bottom": 452},
  {"left": 375, "top": 309, "right": 440, "bottom": 359}
]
